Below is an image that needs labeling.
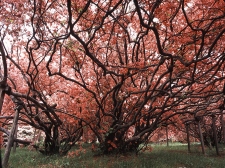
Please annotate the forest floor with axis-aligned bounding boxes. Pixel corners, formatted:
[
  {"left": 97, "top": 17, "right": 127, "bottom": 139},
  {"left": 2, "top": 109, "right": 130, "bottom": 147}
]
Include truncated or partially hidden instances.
[{"left": 2, "top": 142, "right": 225, "bottom": 168}]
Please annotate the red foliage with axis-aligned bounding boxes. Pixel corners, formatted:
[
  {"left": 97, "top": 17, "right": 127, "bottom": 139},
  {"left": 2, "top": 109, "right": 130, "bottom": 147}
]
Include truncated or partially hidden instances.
[{"left": 0, "top": 0, "right": 225, "bottom": 154}]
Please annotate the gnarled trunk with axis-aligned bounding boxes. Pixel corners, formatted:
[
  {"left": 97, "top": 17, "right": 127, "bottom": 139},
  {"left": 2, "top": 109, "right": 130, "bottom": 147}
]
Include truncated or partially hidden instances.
[{"left": 40, "top": 125, "right": 59, "bottom": 155}]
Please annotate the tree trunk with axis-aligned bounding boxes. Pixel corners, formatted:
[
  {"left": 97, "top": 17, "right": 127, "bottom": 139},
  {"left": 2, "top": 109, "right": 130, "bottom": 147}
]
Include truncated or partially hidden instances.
[
  {"left": 52, "top": 126, "right": 59, "bottom": 153},
  {"left": 0, "top": 41, "right": 7, "bottom": 115},
  {"left": 0, "top": 88, "right": 5, "bottom": 167},
  {"left": 40, "top": 126, "right": 60, "bottom": 155},
  {"left": 33, "top": 128, "right": 37, "bottom": 142},
  {"left": 186, "top": 123, "right": 191, "bottom": 153},
  {"left": 44, "top": 130, "right": 52, "bottom": 154},
  {"left": 212, "top": 115, "right": 219, "bottom": 156},
  {"left": 220, "top": 112, "right": 225, "bottom": 144},
  {"left": 2, "top": 108, "right": 19, "bottom": 168},
  {"left": 166, "top": 125, "right": 169, "bottom": 147},
  {"left": 0, "top": 88, "right": 5, "bottom": 119},
  {"left": 197, "top": 121, "right": 205, "bottom": 155},
  {"left": 13, "top": 125, "right": 18, "bottom": 152},
  {"left": 0, "top": 41, "right": 8, "bottom": 168}
]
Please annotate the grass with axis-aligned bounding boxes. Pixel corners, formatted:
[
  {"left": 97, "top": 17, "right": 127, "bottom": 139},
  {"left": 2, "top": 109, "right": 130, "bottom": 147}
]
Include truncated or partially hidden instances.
[{"left": 2, "top": 142, "right": 225, "bottom": 168}]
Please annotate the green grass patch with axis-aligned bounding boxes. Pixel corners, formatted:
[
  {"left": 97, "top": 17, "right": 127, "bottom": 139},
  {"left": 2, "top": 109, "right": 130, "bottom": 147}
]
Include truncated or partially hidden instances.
[{"left": 2, "top": 143, "right": 225, "bottom": 168}]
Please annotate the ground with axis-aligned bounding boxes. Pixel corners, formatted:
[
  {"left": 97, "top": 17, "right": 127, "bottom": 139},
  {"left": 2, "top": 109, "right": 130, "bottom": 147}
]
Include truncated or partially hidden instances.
[{"left": 2, "top": 142, "right": 225, "bottom": 168}]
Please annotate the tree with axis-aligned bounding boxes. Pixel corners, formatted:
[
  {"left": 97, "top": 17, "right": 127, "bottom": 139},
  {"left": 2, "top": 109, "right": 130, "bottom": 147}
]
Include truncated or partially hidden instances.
[
  {"left": 0, "top": 40, "right": 8, "bottom": 167},
  {"left": 0, "top": 0, "right": 225, "bottom": 157}
]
